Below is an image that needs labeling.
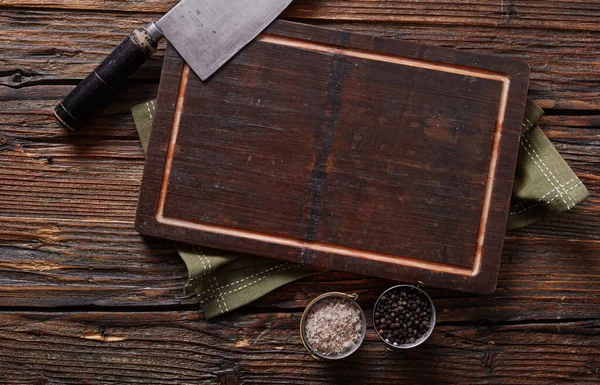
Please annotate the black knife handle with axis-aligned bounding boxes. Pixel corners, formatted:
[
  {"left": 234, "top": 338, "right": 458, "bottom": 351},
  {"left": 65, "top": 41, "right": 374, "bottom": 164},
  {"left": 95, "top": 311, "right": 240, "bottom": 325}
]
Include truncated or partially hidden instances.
[{"left": 54, "top": 24, "right": 162, "bottom": 130}]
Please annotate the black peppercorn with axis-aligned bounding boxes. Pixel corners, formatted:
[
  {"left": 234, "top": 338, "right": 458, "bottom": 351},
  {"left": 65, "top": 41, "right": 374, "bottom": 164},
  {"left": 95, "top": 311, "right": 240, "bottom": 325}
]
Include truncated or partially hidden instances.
[{"left": 374, "top": 286, "right": 434, "bottom": 347}]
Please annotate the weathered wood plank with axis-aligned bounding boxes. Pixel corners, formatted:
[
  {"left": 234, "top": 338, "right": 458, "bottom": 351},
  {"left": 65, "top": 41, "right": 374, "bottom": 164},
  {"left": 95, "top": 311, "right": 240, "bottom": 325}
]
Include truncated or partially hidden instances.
[
  {"left": 1, "top": 9, "right": 600, "bottom": 109},
  {"left": 3, "top": 0, "right": 600, "bottom": 32},
  {"left": 0, "top": 139, "right": 144, "bottom": 222},
  {"left": 1, "top": 213, "right": 600, "bottom": 321},
  {"left": 0, "top": 219, "right": 195, "bottom": 307},
  {"left": 0, "top": 83, "right": 158, "bottom": 141},
  {"left": 0, "top": 310, "right": 598, "bottom": 384}
]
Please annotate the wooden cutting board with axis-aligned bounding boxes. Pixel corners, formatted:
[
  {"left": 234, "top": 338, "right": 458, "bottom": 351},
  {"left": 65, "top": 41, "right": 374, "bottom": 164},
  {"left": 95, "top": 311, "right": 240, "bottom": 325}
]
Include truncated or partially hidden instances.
[{"left": 136, "top": 20, "right": 529, "bottom": 294}]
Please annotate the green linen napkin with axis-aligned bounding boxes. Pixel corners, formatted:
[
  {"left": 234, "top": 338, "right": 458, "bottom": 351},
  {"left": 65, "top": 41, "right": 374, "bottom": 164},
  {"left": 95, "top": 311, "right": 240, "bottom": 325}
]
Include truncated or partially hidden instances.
[
  {"left": 507, "top": 100, "right": 588, "bottom": 229},
  {"left": 132, "top": 99, "right": 588, "bottom": 319}
]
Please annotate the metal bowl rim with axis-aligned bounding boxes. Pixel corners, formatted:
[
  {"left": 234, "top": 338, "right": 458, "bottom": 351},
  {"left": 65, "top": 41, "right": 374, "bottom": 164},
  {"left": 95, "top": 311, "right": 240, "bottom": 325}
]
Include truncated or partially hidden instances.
[{"left": 300, "top": 292, "right": 367, "bottom": 360}]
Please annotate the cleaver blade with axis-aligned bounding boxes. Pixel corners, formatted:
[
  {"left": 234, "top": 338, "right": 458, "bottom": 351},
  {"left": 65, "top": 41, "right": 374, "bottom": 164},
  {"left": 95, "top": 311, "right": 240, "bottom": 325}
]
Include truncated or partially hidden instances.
[
  {"left": 158, "top": 0, "right": 294, "bottom": 81},
  {"left": 53, "top": 0, "right": 294, "bottom": 130}
]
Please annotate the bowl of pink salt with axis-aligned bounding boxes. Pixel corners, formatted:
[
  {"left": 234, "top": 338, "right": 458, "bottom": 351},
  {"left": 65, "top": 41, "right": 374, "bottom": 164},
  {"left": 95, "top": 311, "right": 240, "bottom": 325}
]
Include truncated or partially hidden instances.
[{"left": 300, "top": 292, "right": 367, "bottom": 360}]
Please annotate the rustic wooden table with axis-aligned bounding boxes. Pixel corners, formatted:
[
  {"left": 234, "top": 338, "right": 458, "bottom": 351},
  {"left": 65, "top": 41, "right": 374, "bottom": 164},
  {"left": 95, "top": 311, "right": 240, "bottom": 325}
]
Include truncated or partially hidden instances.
[{"left": 1, "top": 1, "right": 599, "bottom": 384}]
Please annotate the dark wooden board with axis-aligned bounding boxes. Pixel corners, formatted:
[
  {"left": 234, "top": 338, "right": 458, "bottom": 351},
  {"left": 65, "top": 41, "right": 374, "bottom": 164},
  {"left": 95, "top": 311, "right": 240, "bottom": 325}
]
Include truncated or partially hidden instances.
[{"left": 136, "top": 20, "right": 529, "bottom": 294}]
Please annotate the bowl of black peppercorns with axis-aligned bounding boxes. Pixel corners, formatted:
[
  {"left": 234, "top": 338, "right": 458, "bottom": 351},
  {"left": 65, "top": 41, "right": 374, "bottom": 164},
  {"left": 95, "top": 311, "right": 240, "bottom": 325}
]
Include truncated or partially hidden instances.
[{"left": 373, "top": 285, "right": 436, "bottom": 349}]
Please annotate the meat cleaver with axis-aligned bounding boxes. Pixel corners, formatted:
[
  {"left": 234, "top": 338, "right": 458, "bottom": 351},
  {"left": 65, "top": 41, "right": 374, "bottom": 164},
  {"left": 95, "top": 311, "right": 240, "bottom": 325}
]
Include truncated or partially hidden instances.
[{"left": 53, "top": 0, "right": 294, "bottom": 130}]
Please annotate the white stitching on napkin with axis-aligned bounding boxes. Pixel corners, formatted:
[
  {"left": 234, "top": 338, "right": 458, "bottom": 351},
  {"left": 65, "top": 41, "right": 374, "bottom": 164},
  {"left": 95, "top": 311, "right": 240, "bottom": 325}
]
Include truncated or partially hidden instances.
[
  {"left": 224, "top": 263, "right": 291, "bottom": 295},
  {"left": 221, "top": 263, "right": 290, "bottom": 291},
  {"left": 510, "top": 177, "right": 578, "bottom": 211},
  {"left": 197, "top": 263, "right": 290, "bottom": 298},
  {"left": 193, "top": 245, "right": 208, "bottom": 272},
  {"left": 192, "top": 245, "right": 212, "bottom": 273},
  {"left": 523, "top": 136, "right": 576, "bottom": 209},
  {"left": 185, "top": 246, "right": 215, "bottom": 292},
  {"left": 510, "top": 181, "right": 583, "bottom": 215},
  {"left": 212, "top": 276, "right": 229, "bottom": 313},
  {"left": 520, "top": 136, "right": 569, "bottom": 207},
  {"left": 522, "top": 119, "right": 535, "bottom": 132},
  {"left": 220, "top": 264, "right": 296, "bottom": 297},
  {"left": 145, "top": 101, "right": 154, "bottom": 120},
  {"left": 199, "top": 263, "right": 294, "bottom": 305},
  {"left": 207, "top": 276, "right": 223, "bottom": 314}
]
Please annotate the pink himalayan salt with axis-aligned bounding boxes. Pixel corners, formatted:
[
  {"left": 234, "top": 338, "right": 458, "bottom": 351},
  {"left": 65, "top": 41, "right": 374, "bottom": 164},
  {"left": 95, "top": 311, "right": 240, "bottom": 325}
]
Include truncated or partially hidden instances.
[{"left": 304, "top": 297, "right": 363, "bottom": 356}]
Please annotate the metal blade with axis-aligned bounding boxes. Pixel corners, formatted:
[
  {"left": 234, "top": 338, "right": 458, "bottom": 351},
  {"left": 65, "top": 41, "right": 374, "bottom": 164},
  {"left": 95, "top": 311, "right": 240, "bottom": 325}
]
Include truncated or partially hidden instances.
[{"left": 157, "top": 0, "right": 293, "bottom": 81}]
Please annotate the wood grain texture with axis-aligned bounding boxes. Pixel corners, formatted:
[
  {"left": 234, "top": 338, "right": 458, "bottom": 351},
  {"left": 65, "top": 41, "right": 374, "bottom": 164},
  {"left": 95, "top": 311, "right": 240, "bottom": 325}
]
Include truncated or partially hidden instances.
[
  {"left": 0, "top": 311, "right": 599, "bottom": 385},
  {"left": 137, "top": 21, "right": 529, "bottom": 294},
  {"left": 4, "top": 0, "right": 600, "bottom": 32},
  {"left": 1, "top": 9, "right": 599, "bottom": 109},
  {"left": 0, "top": 0, "right": 599, "bottom": 383}
]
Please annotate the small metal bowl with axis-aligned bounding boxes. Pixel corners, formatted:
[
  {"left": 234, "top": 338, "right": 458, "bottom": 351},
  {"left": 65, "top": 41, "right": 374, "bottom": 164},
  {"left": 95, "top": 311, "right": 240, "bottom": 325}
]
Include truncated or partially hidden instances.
[
  {"left": 300, "top": 292, "right": 367, "bottom": 360},
  {"left": 373, "top": 284, "right": 436, "bottom": 350}
]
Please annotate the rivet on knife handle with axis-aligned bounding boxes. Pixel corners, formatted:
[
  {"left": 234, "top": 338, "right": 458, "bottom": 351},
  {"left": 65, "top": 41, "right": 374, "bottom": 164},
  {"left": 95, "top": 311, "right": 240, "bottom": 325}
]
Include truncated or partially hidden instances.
[{"left": 54, "top": 23, "right": 163, "bottom": 130}]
